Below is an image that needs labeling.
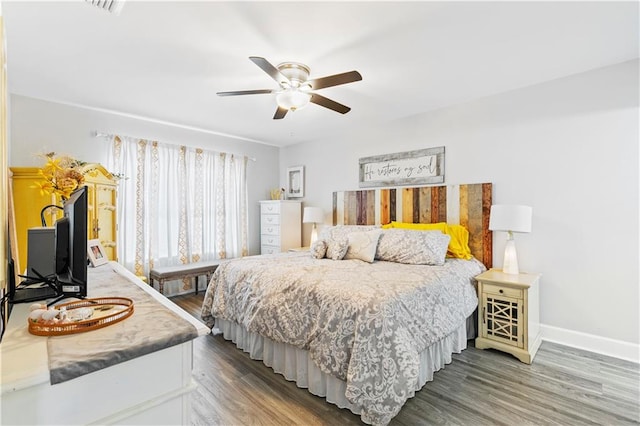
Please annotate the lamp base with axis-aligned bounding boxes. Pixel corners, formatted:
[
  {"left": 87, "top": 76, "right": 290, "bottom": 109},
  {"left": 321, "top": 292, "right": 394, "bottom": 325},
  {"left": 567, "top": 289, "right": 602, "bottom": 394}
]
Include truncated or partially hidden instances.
[
  {"left": 502, "top": 237, "right": 520, "bottom": 275},
  {"left": 310, "top": 224, "right": 318, "bottom": 246}
]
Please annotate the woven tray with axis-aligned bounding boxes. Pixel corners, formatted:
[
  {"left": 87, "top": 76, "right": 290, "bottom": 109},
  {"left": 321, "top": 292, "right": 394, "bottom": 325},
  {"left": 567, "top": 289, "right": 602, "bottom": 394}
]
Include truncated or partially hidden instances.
[{"left": 28, "top": 297, "right": 135, "bottom": 336}]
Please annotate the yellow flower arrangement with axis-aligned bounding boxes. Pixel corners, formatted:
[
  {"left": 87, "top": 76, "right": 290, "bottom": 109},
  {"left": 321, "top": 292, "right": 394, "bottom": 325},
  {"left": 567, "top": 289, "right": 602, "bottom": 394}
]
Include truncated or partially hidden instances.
[{"left": 33, "top": 153, "right": 87, "bottom": 199}]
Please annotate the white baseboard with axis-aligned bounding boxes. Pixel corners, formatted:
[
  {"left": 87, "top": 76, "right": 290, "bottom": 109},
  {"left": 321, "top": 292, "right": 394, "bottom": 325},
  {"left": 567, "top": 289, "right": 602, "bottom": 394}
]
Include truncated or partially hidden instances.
[{"left": 541, "top": 324, "right": 640, "bottom": 364}]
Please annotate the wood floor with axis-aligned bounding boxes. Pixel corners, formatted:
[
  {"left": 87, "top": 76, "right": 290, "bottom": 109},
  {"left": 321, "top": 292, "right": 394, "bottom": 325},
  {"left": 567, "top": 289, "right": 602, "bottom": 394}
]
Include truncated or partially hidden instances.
[{"left": 172, "top": 293, "right": 640, "bottom": 425}]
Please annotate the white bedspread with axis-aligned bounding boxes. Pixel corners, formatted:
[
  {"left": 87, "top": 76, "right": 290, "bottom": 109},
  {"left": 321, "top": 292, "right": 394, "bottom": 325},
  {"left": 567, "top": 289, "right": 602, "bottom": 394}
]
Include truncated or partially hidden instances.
[{"left": 202, "top": 252, "right": 484, "bottom": 425}]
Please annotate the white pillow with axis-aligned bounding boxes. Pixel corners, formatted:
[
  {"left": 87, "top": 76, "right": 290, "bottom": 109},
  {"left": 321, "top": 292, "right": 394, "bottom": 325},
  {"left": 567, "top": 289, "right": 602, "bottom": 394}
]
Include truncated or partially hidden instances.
[
  {"left": 344, "top": 229, "right": 382, "bottom": 263},
  {"left": 376, "top": 229, "right": 450, "bottom": 265}
]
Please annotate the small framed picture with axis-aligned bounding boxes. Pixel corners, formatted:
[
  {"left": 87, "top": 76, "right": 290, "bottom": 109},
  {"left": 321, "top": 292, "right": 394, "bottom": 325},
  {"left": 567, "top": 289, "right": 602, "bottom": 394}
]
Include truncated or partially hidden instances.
[
  {"left": 287, "top": 165, "right": 304, "bottom": 198},
  {"left": 87, "top": 239, "right": 109, "bottom": 267}
]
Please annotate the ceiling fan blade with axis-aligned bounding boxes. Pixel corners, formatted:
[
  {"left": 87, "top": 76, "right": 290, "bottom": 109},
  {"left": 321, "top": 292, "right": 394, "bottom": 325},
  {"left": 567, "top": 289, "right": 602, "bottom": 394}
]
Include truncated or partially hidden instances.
[
  {"left": 307, "top": 71, "right": 362, "bottom": 90},
  {"left": 217, "top": 89, "right": 274, "bottom": 96},
  {"left": 273, "top": 106, "right": 288, "bottom": 120},
  {"left": 310, "top": 93, "right": 351, "bottom": 114},
  {"left": 250, "top": 56, "right": 290, "bottom": 86}
]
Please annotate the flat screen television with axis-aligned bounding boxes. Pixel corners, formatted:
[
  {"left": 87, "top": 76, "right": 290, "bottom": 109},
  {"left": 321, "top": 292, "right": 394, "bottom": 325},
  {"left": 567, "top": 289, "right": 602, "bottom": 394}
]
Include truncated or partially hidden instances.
[{"left": 55, "top": 185, "right": 88, "bottom": 297}]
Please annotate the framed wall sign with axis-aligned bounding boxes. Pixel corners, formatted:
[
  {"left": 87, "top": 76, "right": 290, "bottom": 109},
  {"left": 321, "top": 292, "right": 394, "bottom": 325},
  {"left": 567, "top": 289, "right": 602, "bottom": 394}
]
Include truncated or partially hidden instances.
[
  {"left": 359, "top": 146, "right": 445, "bottom": 188},
  {"left": 287, "top": 166, "right": 304, "bottom": 198}
]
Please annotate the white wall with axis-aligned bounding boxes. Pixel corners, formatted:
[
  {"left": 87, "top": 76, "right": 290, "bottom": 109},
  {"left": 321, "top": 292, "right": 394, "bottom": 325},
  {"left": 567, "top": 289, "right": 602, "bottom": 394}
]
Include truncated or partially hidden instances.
[
  {"left": 281, "top": 60, "right": 639, "bottom": 356},
  {"left": 9, "top": 95, "right": 280, "bottom": 256},
  {"left": 9, "top": 60, "right": 638, "bottom": 358}
]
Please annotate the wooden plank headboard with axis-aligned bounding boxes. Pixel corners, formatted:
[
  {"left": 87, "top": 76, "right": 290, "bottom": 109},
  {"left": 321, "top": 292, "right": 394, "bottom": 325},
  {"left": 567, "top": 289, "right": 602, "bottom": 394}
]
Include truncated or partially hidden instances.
[{"left": 332, "top": 183, "right": 492, "bottom": 268}]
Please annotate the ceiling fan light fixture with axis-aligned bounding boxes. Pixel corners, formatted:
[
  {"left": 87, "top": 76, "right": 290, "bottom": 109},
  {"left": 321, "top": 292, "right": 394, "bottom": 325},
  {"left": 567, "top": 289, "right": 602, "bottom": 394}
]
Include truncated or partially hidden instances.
[
  {"left": 277, "top": 62, "right": 310, "bottom": 85},
  {"left": 219, "top": 57, "right": 361, "bottom": 119},
  {"left": 276, "top": 89, "right": 311, "bottom": 111}
]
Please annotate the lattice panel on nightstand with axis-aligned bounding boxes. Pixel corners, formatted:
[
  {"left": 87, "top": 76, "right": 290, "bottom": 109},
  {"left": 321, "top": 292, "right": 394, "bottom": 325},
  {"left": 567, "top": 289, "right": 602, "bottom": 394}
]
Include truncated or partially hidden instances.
[{"left": 486, "top": 296, "right": 522, "bottom": 347}]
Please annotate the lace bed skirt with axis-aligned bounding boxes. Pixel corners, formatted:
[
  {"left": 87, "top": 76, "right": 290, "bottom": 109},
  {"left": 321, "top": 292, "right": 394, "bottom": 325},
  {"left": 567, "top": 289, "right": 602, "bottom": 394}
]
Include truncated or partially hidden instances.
[{"left": 214, "top": 318, "right": 468, "bottom": 422}]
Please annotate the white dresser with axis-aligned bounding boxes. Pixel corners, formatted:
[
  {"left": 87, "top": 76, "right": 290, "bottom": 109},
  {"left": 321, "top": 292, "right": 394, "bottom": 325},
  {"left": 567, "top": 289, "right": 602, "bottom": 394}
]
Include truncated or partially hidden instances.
[
  {"left": 1, "top": 263, "right": 209, "bottom": 425},
  {"left": 259, "top": 200, "right": 302, "bottom": 254}
]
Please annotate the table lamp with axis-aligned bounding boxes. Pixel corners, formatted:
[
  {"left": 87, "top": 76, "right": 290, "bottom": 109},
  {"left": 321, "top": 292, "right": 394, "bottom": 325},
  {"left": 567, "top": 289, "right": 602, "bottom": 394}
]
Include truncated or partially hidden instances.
[
  {"left": 489, "top": 205, "right": 532, "bottom": 275},
  {"left": 303, "top": 207, "right": 324, "bottom": 246}
]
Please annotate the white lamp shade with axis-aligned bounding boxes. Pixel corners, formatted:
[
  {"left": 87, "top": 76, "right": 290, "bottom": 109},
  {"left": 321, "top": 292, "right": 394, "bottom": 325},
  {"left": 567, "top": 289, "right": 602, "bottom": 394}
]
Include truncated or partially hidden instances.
[
  {"left": 303, "top": 207, "right": 324, "bottom": 224},
  {"left": 489, "top": 205, "right": 532, "bottom": 233}
]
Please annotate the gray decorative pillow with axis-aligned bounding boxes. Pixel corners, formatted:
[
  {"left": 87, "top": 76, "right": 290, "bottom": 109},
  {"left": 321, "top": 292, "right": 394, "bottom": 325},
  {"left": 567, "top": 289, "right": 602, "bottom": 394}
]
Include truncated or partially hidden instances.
[
  {"left": 310, "top": 239, "right": 328, "bottom": 259},
  {"left": 376, "top": 229, "right": 450, "bottom": 265},
  {"left": 344, "top": 229, "right": 383, "bottom": 263},
  {"left": 318, "top": 225, "right": 380, "bottom": 243},
  {"left": 326, "top": 237, "right": 349, "bottom": 260}
]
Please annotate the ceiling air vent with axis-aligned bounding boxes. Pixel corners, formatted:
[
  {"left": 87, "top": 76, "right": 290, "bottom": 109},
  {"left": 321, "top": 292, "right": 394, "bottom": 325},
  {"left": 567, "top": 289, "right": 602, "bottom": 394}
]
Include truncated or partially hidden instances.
[{"left": 85, "top": 0, "right": 126, "bottom": 15}]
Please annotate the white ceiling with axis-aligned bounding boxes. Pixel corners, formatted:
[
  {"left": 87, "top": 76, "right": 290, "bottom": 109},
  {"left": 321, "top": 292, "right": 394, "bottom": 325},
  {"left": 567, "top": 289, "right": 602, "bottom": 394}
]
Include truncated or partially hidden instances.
[{"left": 3, "top": 1, "right": 638, "bottom": 147}]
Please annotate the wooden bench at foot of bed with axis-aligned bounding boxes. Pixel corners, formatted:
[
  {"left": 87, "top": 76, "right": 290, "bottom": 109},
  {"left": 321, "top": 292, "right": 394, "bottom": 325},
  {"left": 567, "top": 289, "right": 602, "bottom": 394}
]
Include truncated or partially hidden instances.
[{"left": 149, "top": 260, "right": 221, "bottom": 295}]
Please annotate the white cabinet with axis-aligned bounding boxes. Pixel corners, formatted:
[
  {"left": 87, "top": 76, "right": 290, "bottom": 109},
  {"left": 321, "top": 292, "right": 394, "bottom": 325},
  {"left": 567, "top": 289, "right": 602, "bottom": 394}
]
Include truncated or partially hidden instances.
[
  {"left": 1, "top": 263, "right": 209, "bottom": 425},
  {"left": 259, "top": 200, "right": 301, "bottom": 254}
]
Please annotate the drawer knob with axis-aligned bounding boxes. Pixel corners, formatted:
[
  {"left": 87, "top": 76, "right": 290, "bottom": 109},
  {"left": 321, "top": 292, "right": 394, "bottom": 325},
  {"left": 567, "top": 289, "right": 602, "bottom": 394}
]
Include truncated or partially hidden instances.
[{"left": 499, "top": 289, "right": 504, "bottom": 294}]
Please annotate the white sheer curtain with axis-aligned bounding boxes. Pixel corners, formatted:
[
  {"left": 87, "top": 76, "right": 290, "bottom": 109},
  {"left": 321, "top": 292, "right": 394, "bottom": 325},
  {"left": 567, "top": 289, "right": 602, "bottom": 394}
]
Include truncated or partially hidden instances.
[{"left": 107, "top": 135, "right": 248, "bottom": 295}]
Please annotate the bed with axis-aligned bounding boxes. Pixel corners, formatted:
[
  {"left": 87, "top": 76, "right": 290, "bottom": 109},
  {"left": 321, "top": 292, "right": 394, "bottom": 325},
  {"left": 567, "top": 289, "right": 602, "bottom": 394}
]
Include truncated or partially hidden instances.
[{"left": 202, "top": 183, "right": 492, "bottom": 425}]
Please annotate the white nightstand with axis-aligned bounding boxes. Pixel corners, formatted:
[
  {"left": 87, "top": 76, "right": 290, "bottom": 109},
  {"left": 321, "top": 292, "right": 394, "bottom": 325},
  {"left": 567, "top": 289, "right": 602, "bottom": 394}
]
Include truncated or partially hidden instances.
[{"left": 475, "top": 269, "right": 541, "bottom": 364}]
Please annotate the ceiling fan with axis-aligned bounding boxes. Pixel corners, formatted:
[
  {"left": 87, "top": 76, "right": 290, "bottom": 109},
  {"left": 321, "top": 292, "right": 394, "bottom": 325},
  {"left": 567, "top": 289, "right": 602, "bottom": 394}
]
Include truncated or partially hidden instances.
[{"left": 217, "top": 57, "right": 362, "bottom": 120}]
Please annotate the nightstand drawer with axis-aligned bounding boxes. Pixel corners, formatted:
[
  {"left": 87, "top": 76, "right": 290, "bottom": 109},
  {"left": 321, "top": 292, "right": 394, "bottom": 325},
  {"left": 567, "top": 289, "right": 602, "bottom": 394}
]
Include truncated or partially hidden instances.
[
  {"left": 261, "top": 214, "right": 280, "bottom": 226},
  {"left": 483, "top": 283, "right": 523, "bottom": 299},
  {"left": 261, "top": 203, "right": 281, "bottom": 215}
]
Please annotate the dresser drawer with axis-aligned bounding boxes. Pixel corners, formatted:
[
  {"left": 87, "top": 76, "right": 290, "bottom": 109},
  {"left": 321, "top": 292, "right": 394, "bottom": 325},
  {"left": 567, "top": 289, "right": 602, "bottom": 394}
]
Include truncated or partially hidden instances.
[
  {"left": 483, "top": 283, "right": 523, "bottom": 299},
  {"left": 261, "top": 245, "right": 280, "bottom": 255},
  {"left": 261, "top": 203, "right": 281, "bottom": 215},
  {"left": 261, "top": 214, "right": 280, "bottom": 227},
  {"left": 261, "top": 224, "right": 280, "bottom": 236},
  {"left": 261, "top": 235, "right": 281, "bottom": 247}
]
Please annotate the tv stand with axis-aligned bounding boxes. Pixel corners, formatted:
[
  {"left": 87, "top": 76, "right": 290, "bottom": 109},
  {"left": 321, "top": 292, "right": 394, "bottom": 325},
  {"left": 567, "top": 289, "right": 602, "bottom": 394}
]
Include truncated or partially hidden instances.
[
  {"left": 13, "top": 268, "right": 61, "bottom": 304},
  {"left": 18, "top": 267, "right": 56, "bottom": 287},
  {"left": 13, "top": 268, "right": 87, "bottom": 306}
]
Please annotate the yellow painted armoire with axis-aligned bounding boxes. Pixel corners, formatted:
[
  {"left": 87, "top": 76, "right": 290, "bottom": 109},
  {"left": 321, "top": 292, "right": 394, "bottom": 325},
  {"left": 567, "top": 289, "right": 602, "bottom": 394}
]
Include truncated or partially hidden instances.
[{"left": 10, "top": 164, "right": 118, "bottom": 276}]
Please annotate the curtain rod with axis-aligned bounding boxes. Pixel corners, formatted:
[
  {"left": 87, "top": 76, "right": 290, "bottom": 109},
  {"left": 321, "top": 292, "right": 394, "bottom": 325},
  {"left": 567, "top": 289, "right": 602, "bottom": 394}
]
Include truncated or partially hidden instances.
[{"left": 93, "top": 131, "right": 257, "bottom": 162}]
